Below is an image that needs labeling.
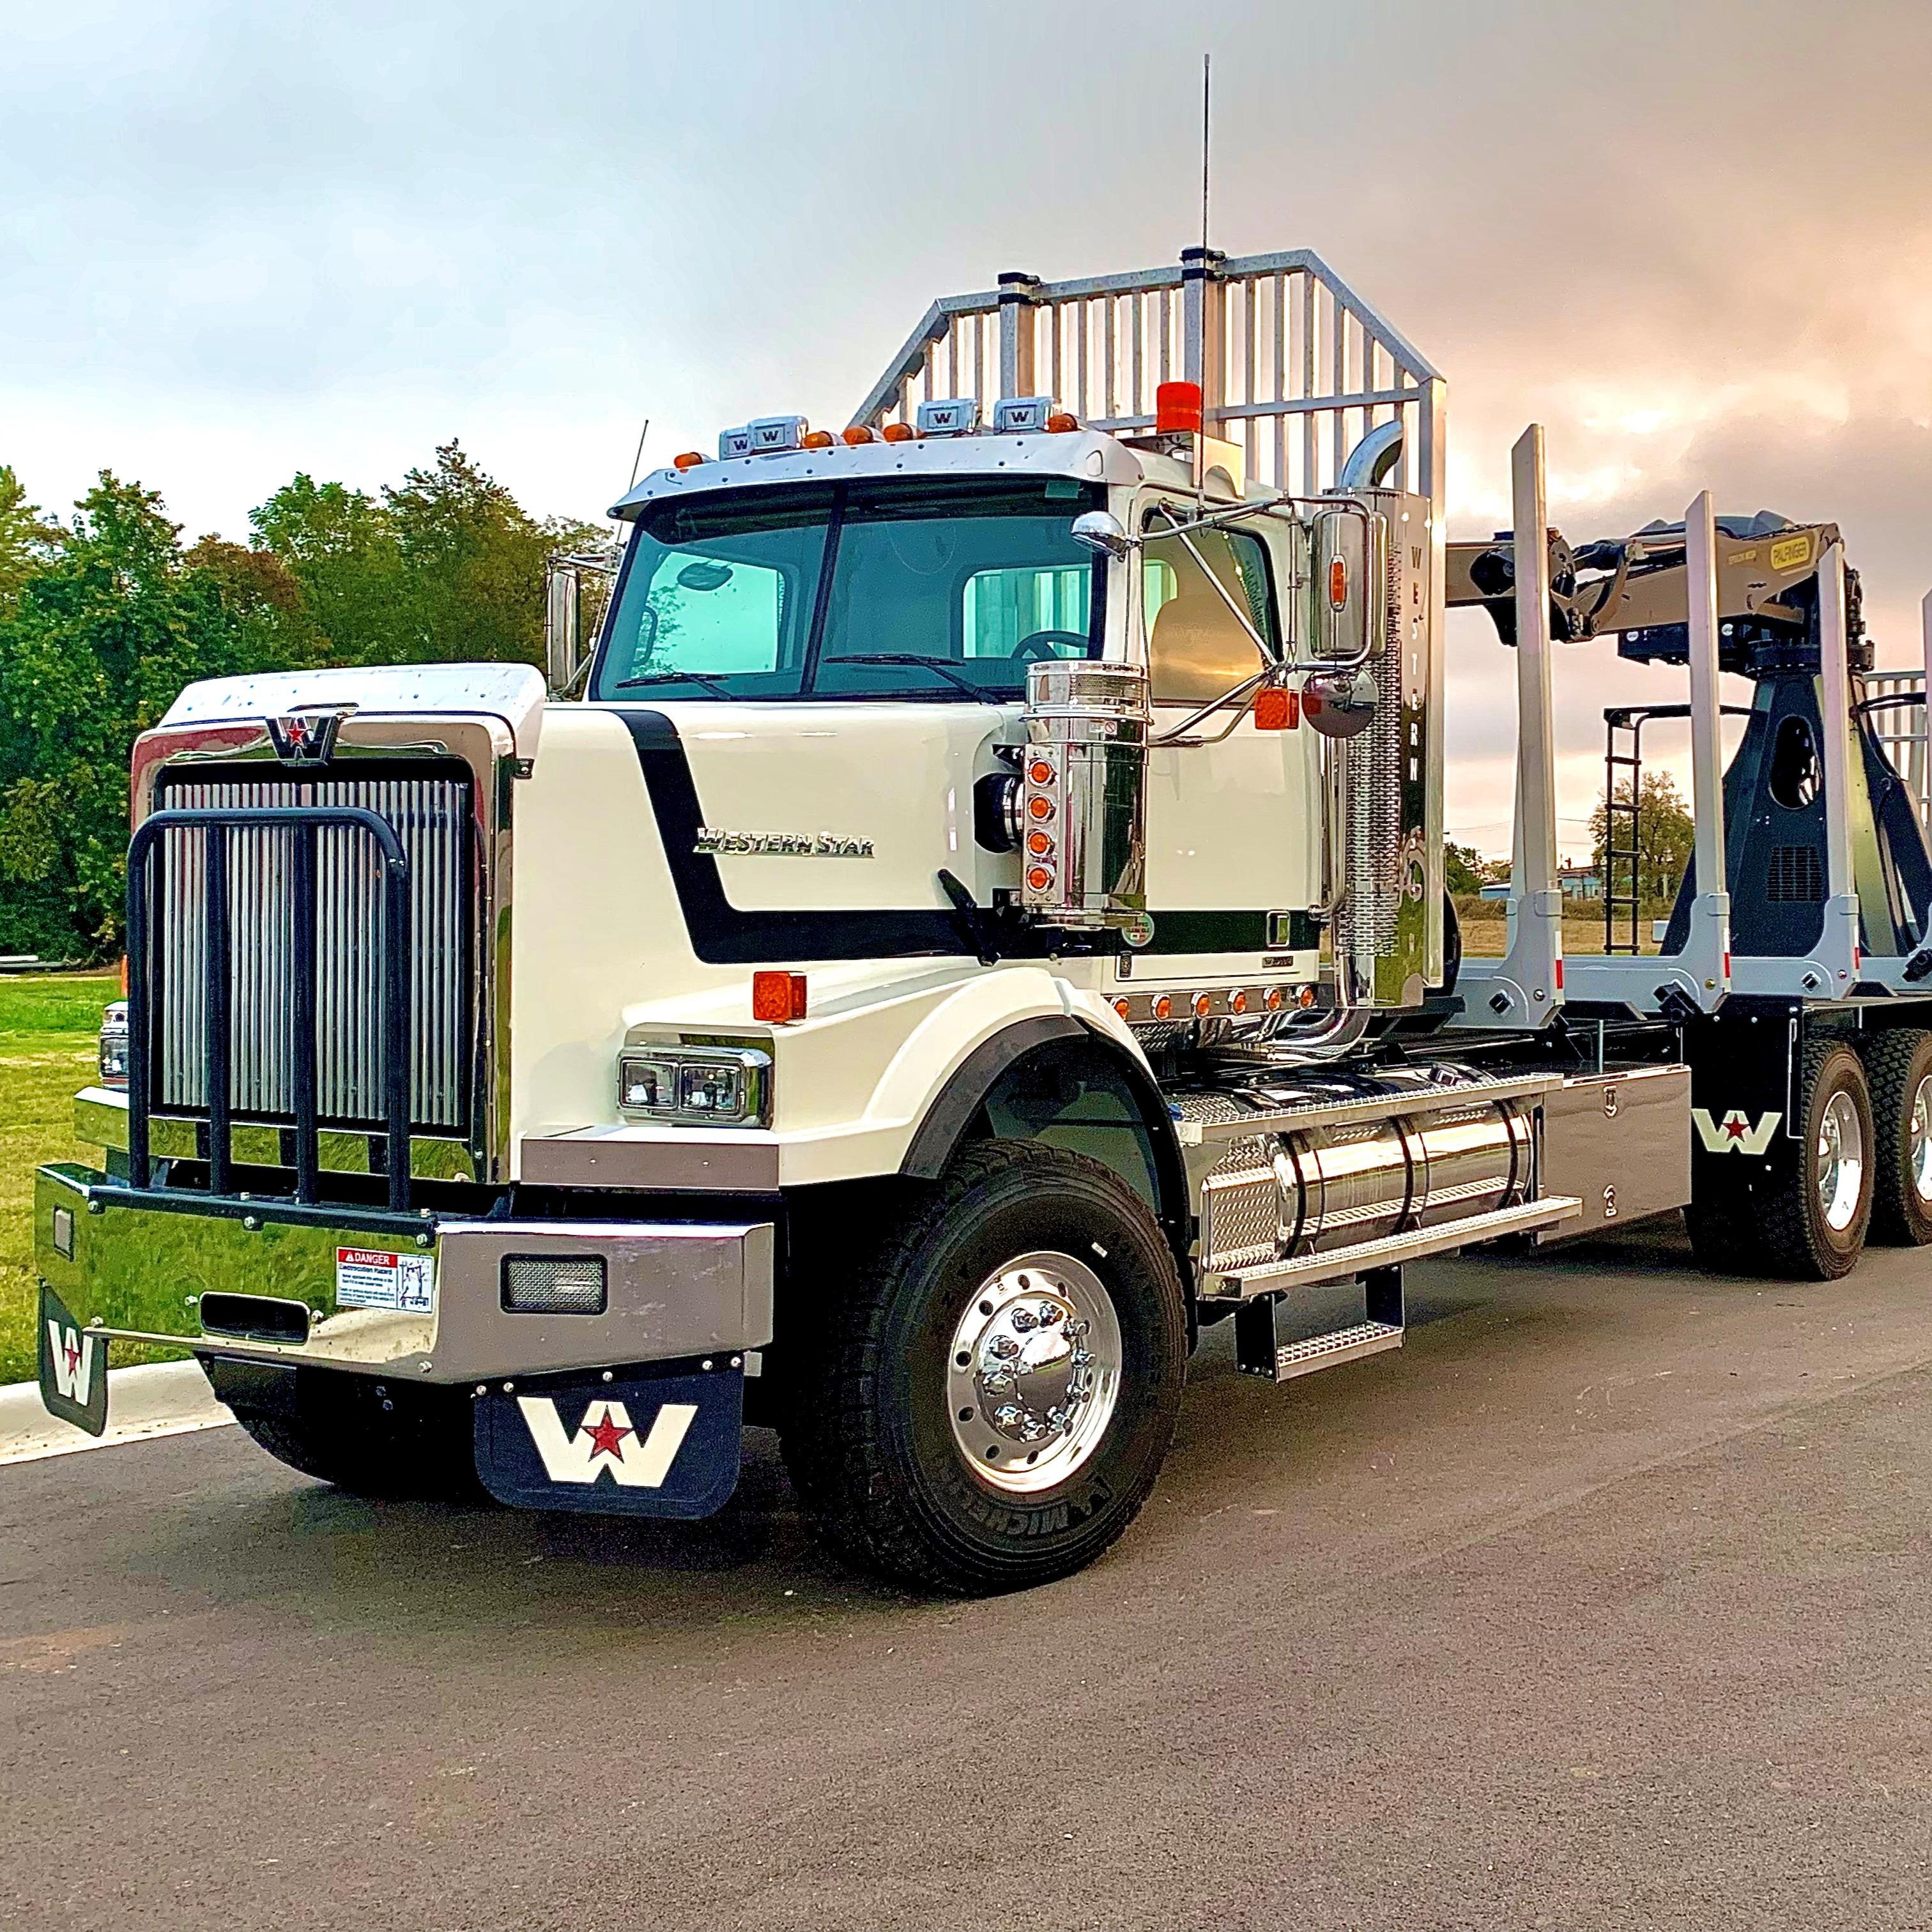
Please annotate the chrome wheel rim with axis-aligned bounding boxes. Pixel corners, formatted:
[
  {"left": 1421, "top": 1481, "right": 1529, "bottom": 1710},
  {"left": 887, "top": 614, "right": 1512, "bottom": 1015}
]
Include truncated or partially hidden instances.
[
  {"left": 946, "top": 1251, "right": 1123, "bottom": 1496},
  {"left": 1910, "top": 1075, "right": 1932, "bottom": 1204},
  {"left": 1818, "top": 1089, "right": 1865, "bottom": 1233}
]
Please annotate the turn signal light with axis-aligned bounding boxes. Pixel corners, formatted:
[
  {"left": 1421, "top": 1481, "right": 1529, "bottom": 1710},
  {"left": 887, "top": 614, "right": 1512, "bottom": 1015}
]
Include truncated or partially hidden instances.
[
  {"left": 1253, "top": 687, "right": 1300, "bottom": 732},
  {"left": 1154, "top": 381, "right": 1204, "bottom": 434},
  {"left": 1045, "top": 411, "right": 1078, "bottom": 433},
  {"left": 673, "top": 451, "right": 707, "bottom": 471},
  {"left": 752, "top": 970, "right": 808, "bottom": 1024},
  {"left": 841, "top": 426, "right": 876, "bottom": 446},
  {"left": 801, "top": 430, "right": 835, "bottom": 450},
  {"left": 882, "top": 422, "right": 917, "bottom": 443},
  {"left": 1328, "top": 557, "right": 1349, "bottom": 608}
]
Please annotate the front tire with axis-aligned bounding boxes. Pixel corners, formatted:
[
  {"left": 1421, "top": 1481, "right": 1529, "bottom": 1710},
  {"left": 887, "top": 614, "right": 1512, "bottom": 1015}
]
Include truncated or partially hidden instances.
[
  {"left": 779, "top": 1144, "right": 1188, "bottom": 1596},
  {"left": 1862, "top": 1028, "right": 1932, "bottom": 1245}
]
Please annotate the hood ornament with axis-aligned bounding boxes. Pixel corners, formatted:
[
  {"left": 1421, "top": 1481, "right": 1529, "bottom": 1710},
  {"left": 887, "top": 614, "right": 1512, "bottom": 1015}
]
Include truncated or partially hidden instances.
[{"left": 266, "top": 705, "right": 355, "bottom": 764}]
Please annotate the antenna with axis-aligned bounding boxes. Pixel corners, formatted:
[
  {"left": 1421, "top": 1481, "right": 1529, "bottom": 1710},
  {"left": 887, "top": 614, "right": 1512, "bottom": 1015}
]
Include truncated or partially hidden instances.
[
  {"left": 625, "top": 418, "right": 650, "bottom": 494},
  {"left": 1200, "top": 53, "right": 1211, "bottom": 259}
]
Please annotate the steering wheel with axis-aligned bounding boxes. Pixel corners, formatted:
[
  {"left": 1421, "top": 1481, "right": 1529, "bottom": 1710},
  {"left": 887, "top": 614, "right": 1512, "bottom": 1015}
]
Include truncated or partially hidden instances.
[{"left": 1013, "top": 630, "right": 1087, "bottom": 662}]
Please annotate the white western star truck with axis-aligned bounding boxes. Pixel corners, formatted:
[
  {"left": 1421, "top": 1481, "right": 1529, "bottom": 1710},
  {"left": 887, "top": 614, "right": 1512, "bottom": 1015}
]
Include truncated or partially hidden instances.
[{"left": 34, "top": 247, "right": 1932, "bottom": 1593}]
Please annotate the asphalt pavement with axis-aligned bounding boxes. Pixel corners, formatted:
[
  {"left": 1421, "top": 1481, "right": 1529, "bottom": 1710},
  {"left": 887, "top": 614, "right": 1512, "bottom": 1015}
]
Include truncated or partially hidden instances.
[{"left": 4, "top": 1216, "right": 1929, "bottom": 1931}]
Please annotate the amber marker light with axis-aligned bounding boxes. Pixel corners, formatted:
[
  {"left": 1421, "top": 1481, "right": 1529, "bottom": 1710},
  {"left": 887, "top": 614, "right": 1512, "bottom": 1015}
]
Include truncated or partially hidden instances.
[
  {"left": 1265, "top": 987, "right": 1284, "bottom": 1011},
  {"left": 1230, "top": 990, "right": 1248, "bottom": 1015},
  {"left": 1296, "top": 985, "right": 1317, "bottom": 1008},
  {"left": 1153, "top": 995, "right": 1173, "bottom": 1020},
  {"left": 673, "top": 451, "right": 707, "bottom": 471},
  {"left": 1026, "top": 831, "right": 1053, "bottom": 856},
  {"left": 752, "top": 970, "right": 808, "bottom": 1024},
  {"left": 841, "top": 426, "right": 876, "bottom": 446},
  {"left": 1328, "top": 557, "right": 1349, "bottom": 608},
  {"left": 1193, "top": 993, "right": 1213, "bottom": 1018},
  {"left": 801, "top": 429, "right": 834, "bottom": 450},
  {"left": 1027, "top": 794, "right": 1053, "bottom": 820},
  {"left": 1027, "top": 759, "right": 1055, "bottom": 785},
  {"left": 1045, "top": 411, "right": 1078, "bottom": 433},
  {"left": 1254, "top": 687, "right": 1299, "bottom": 732},
  {"left": 1112, "top": 997, "right": 1131, "bottom": 1019},
  {"left": 882, "top": 422, "right": 917, "bottom": 443},
  {"left": 1026, "top": 866, "right": 1052, "bottom": 891}
]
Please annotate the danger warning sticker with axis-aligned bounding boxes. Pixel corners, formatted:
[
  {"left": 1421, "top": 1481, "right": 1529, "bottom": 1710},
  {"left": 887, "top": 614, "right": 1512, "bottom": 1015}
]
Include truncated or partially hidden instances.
[{"left": 335, "top": 1246, "right": 436, "bottom": 1314}]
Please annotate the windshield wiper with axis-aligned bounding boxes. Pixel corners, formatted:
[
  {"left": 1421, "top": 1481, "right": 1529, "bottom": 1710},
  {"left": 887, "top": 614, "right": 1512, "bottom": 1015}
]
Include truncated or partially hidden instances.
[
  {"left": 613, "top": 669, "right": 741, "bottom": 698},
  {"left": 822, "top": 654, "right": 987, "bottom": 699}
]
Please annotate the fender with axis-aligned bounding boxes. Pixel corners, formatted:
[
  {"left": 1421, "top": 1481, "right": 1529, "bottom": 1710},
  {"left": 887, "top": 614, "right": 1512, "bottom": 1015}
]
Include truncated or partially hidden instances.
[{"left": 900, "top": 1016, "right": 1192, "bottom": 1272}]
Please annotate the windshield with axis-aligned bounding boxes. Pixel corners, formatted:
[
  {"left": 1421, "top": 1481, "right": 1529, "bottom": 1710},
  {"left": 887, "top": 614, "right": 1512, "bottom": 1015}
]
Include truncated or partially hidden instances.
[{"left": 590, "top": 478, "right": 1106, "bottom": 702}]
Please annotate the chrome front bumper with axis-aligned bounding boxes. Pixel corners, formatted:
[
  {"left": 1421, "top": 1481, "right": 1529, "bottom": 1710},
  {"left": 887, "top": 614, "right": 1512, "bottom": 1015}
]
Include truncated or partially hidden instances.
[{"left": 33, "top": 1163, "right": 774, "bottom": 1384}]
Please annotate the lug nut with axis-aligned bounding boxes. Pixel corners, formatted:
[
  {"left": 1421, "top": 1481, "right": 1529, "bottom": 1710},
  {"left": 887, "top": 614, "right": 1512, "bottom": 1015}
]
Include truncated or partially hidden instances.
[
  {"left": 1011, "top": 1307, "right": 1037, "bottom": 1332},
  {"left": 991, "top": 1335, "right": 1020, "bottom": 1360}
]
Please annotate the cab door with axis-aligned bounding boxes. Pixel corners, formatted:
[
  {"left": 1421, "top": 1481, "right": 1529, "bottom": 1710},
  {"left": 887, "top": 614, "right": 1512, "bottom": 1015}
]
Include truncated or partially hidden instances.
[{"left": 1131, "top": 501, "right": 1322, "bottom": 971}]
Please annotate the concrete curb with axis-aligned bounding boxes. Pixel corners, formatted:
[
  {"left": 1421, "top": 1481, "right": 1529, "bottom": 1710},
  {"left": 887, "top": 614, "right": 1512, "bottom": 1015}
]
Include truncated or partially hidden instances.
[{"left": 0, "top": 1361, "right": 233, "bottom": 1467}]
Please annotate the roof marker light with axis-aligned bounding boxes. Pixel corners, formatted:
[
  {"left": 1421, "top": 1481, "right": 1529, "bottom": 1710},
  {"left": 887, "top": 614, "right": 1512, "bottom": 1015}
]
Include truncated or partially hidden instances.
[
  {"left": 674, "top": 451, "right": 707, "bottom": 471},
  {"left": 801, "top": 430, "right": 834, "bottom": 450},
  {"left": 882, "top": 422, "right": 918, "bottom": 443},
  {"left": 841, "top": 426, "right": 876, "bottom": 446},
  {"left": 1045, "top": 411, "right": 1078, "bottom": 434}
]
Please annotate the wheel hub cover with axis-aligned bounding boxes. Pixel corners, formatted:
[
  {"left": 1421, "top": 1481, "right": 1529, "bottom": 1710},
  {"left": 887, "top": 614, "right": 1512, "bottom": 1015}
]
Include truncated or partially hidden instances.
[{"left": 946, "top": 1252, "right": 1123, "bottom": 1496}]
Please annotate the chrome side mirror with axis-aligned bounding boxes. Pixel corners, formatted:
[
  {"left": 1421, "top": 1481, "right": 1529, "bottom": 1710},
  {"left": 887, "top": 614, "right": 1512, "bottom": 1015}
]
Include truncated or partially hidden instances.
[
  {"left": 544, "top": 562, "right": 584, "bottom": 694},
  {"left": 1301, "top": 665, "right": 1378, "bottom": 739},
  {"left": 1070, "top": 510, "right": 1135, "bottom": 560}
]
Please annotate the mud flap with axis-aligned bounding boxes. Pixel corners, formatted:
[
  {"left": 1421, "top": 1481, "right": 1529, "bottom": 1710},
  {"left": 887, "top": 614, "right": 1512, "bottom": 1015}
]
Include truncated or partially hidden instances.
[
  {"left": 473, "top": 1360, "right": 744, "bottom": 1519},
  {"left": 38, "top": 1282, "right": 109, "bottom": 1438}
]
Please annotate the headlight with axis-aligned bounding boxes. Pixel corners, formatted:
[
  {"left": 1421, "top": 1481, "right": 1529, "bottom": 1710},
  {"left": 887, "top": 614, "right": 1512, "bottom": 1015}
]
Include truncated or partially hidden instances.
[
  {"left": 617, "top": 1043, "right": 771, "bottom": 1126},
  {"left": 98, "top": 1001, "right": 129, "bottom": 1089}
]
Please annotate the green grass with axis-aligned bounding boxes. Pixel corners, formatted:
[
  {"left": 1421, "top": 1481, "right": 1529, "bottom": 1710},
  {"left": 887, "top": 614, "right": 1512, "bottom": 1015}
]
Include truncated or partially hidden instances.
[{"left": 0, "top": 970, "right": 149, "bottom": 1385}]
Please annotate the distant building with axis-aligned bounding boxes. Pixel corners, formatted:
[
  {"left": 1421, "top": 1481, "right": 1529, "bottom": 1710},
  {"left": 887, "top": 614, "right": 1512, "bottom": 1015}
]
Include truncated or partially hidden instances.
[
  {"left": 1477, "top": 881, "right": 1511, "bottom": 901},
  {"left": 1558, "top": 864, "right": 1602, "bottom": 900}
]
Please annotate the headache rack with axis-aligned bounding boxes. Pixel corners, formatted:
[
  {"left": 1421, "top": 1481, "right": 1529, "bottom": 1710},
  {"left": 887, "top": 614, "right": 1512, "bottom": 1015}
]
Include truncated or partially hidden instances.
[{"left": 125, "top": 804, "right": 421, "bottom": 1216}]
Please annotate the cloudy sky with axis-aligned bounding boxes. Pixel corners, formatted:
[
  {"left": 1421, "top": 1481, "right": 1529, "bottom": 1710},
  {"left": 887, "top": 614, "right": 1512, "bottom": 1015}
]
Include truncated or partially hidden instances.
[{"left": 7, "top": 0, "right": 1931, "bottom": 854}]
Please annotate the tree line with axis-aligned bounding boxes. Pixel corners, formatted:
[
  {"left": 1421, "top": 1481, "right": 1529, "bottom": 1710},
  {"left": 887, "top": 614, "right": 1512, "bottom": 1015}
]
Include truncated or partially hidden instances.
[{"left": 0, "top": 447, "right": 599, "bottom": 960}]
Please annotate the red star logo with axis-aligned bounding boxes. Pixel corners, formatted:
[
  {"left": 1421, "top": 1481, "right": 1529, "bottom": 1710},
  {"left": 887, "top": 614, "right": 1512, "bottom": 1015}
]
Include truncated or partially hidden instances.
[
  {"left": 1723, "top": 1113, "right": 1748, "bottom": 1140},
  {"left": 63, "top": 1331, "right": 81, "bottom": 1379},
  {"left": 579, "top": 1404, "right": 632, "bottom": 1462}
]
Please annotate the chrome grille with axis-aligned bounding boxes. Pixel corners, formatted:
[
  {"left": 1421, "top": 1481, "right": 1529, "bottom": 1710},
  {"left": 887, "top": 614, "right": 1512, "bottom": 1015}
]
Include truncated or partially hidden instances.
[{"left": 152, "top": 767, "right": 471, "bottom": 1131}]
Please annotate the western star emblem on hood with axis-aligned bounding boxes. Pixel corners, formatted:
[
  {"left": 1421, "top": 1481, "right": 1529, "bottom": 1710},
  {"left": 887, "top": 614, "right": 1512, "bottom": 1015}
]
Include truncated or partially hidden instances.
[{"left": 694, "top": 827, "right": 875, "bottom": 857}]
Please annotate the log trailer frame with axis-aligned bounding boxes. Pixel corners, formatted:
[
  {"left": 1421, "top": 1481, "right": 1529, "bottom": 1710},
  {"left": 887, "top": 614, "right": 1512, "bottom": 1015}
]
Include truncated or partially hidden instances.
[{"left": 30, "top": 245, "right": 1932, "bottom": 1593}]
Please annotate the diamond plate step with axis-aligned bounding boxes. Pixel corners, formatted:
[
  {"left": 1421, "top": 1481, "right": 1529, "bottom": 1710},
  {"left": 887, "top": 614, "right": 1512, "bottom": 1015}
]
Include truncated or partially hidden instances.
[{"left": 1252, "top": 1318, "right": 1405, "bottom": 1382}]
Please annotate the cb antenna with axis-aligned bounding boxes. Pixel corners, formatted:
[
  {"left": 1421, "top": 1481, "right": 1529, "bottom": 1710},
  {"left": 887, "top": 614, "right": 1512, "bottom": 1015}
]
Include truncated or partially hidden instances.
[
  {"left": 1200, "top": 52, "right": 1211, "bottom": 259},
  {"left": 625, "top": 418, "right": 651, "bottom": 495}
]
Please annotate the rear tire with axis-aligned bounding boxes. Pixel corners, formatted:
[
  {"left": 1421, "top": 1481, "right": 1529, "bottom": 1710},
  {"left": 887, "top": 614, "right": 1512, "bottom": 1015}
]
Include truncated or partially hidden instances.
[
  {"left": 1756, "top": 1040, "right": 1874, "bottom": 1280},
  {"left": 778, "top": 1144, "right": 1187, "bottom": 1596},
  {"left": 1861, "top": 1027, "right": 1932, "bottom": 1245}
]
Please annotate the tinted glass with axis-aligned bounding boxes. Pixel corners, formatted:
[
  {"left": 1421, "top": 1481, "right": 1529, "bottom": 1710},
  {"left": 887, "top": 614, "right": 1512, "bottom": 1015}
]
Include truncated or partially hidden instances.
[{"left": 592, "top": 480, "right": 1102, "bottom": 702}]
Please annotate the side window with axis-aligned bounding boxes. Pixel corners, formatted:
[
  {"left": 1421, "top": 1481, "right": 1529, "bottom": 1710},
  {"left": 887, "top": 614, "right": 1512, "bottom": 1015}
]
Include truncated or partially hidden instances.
[
  {"left": 1141, "top": 514, "right": 1276, "bottom": 705},
  {"left": 962, "top": 564, "right": 1091, "bottom": 659}
]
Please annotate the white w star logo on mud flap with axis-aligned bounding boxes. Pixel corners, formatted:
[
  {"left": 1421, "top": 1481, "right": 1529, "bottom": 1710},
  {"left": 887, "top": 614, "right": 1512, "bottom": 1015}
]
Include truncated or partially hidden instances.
[
  {"left": 516, "top": 1396, "right": 698, "bottom": 1488},
  {"left": 1692, "top": 1107, "right": 1783, "bottom": 1156}
]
